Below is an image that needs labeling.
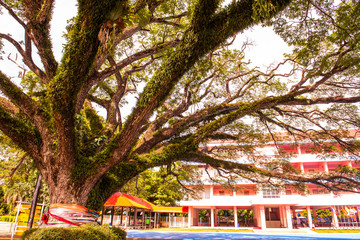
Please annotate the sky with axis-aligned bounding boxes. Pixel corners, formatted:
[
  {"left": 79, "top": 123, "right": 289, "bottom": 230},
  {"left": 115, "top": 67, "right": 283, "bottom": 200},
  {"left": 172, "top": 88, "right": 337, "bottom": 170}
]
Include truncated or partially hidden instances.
[
  {"left": 0, "top": 1, "right": 291, "bottom": 76},
  {"left": 235, "top": 26, "right": 291, "bottom": 68},
  {"left": 0, "top": 1, "right": 78, "bottom": 78},
  {"left": 0, "top": 0, "right": 291, "bottom": 119}
]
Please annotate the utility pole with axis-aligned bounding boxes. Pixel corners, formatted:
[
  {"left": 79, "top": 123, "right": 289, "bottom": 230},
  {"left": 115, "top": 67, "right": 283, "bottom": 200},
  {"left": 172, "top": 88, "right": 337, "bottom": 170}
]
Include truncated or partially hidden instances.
[{"left": 27, "top": 174, "right": 42, "bottom": 230}]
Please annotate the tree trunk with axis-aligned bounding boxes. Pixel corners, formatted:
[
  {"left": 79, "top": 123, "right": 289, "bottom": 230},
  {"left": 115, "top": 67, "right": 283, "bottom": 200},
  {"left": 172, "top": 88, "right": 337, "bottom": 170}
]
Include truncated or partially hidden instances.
[{"left": 47, "top": 183, "right": 88, "bottom": 206}]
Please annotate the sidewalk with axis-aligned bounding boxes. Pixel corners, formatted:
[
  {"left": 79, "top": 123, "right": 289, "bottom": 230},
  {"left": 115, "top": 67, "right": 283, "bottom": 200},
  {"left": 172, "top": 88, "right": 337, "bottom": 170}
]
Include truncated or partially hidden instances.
[
  {"left": 0, "top": 235, "right": 21, "bottom": 240},
  {"left": 0, "top": 222, "right": 15, "bottom": 240},
  {"left": 0, "top": 222, "right": 12, "bottom": 235}
]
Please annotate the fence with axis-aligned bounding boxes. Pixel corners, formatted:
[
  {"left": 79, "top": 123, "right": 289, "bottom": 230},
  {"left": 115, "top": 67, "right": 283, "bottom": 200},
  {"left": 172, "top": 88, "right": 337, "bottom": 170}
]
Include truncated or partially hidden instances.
[{"left": 159, "top": 216, "right": 188, "bottom": 228}]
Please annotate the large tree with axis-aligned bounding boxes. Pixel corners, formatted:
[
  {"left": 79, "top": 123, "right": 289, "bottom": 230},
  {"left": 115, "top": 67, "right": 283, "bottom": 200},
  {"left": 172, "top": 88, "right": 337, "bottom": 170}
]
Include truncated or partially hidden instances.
[{"left": 0, "top": 0, "right": 359, "bottom": 210}]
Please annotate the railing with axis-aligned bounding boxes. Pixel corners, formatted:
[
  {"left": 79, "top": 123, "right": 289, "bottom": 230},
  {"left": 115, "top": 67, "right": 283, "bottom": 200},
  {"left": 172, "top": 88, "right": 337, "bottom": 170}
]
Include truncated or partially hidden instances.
[{"left": 159, "top": 216, "right": 188, "bottom": 228}]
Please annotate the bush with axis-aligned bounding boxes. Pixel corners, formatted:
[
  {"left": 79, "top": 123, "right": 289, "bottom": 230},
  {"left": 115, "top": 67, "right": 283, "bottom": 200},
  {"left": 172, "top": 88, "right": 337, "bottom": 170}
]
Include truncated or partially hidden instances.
[
  {"left": 0, "top": 215, "right": 15, "bottom": 222},
  {"left": 22, "top": 225, "right": 126, "bottom": 240}
]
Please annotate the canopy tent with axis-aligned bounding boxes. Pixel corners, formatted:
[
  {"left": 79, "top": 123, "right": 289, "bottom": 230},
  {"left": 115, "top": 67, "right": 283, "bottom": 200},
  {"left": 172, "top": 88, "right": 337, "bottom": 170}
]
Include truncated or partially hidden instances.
[
  {"left": 104, "top": 192, "right": 154, "bottom": 209},
  {"left": 104, "top": 192, "right": 185, "bottom": 213}
]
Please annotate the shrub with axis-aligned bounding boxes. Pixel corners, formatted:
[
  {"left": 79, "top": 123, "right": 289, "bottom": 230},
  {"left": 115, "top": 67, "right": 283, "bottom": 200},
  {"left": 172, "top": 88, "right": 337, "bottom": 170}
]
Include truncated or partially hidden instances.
[
  {"left": 0, "top": 215, "right": 15, "bottom": 222},
  {"left": 22, "top": 225, "right": 126, "bottom": 240}
]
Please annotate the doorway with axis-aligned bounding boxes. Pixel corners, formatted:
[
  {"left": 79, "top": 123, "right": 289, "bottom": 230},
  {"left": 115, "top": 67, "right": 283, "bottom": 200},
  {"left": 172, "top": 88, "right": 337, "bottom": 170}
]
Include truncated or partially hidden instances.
[{"left": 265, "top": 207, "right": 281, "bottom": 228}]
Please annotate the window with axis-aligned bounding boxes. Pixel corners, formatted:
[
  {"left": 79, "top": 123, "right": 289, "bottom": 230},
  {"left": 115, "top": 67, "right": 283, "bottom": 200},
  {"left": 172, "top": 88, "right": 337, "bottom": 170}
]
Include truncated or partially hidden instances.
[{"left": 263, "top": 189, "right": 280, "bottom": 198}]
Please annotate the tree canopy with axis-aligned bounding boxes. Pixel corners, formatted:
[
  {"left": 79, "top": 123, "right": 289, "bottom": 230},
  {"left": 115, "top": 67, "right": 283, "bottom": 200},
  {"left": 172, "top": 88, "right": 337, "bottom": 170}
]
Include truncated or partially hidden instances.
[{"left": 0, "top": 0, "right": 360, "bottom": 210}]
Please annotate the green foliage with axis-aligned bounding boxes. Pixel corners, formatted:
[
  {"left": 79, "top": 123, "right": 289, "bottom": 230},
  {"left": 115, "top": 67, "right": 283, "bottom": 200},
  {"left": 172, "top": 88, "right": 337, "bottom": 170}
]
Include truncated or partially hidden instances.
[
  {"left": 0, "top": 215, "right": 15, "bottom": 222},
  {"left": 72, "top": 108, "right": 109, "bottom": 180},
  {"left": 121, "top": 162, "right": 199, "bottom": 206},
  {"left": 22, "top": 225, "right": 126, "bottom": 240},
  {"left": 315, "top": 209, "right": 332, "bottom": 219},
  {"left": 1, "top": 164, "right": 48, "bottom": 205},
  {"left": 0, "top": 134, "right": 48, "bottom": 205},
  {"left": 270, "top": 0, "right": 360, "bottom": 77},
  {"left": 237, "top": 209, "right": 253, "bottom": 220},
  {"left": 75, "top": 110, "right": 107, "bottom": 158},
  {"left": 252, "top": 0, "right": 278, "bottom": 21},
  {"left": 0, "top": 186, "right": 11, "bottom": 215},
  {"left": 20, "top": 73, "right": 47, "bottom": 99}
]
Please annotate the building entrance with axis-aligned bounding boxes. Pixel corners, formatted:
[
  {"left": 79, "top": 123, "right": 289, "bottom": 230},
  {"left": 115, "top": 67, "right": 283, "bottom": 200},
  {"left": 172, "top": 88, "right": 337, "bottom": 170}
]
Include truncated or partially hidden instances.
[{"left": 265, "top": 207, "right": 281, "bottom": 228}]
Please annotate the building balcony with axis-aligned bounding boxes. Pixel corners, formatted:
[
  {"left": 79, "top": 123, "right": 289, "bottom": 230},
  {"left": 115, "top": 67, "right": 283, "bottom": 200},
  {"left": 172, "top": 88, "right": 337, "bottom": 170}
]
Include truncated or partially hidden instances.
[{"left": 179, "top": 193, "right": 360, "bottom": 208}]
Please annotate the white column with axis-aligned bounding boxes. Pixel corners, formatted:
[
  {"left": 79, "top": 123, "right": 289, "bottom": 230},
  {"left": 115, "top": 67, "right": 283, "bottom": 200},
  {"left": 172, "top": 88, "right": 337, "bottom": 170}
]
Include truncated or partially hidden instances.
[
  {"left": 210, "top": 185, "right": 214, "bottom": 198},
  {"left": 169, "top": 213, "right": 171, "bottom": 228},
  {"left": 280, "top": 206, "right": 286, "bottom": 227},
  {"left": 125, "top": 207, "right": 129, "bottom": 228},
  {"left": 331, "top": 206, "right": 339, "bottom": 228},
  {"left": 234, "top": 206, "right": 238, "bottom": 228},
  {"left": 154, "top": 212, "right": 157, "bottom": 228},
  {"left": 187, "top": 207, "right": 192, "bottom": 228},
  {"left": 260, "top": 206, "right": 266, "bottom": 230},
  {"left": 211, "top": 206, "right": 215, "bottom": 228},
  {"left": 306, "top": 206, "right": 313, "bottom": 229},
  {"left": 285, "top": 206, "right": 293, "bottom": 229},
  {"left": 323, "top": 162, "right": 329, "bottom": 173},
  {"left": 299, "top": 162, "right": 304, "bottom": 173}
]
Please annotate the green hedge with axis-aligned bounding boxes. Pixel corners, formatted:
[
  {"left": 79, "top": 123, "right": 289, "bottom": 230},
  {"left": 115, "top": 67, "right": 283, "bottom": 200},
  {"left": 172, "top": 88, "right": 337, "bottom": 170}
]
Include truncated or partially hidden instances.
[
  {"left": 0, "top": 215, "right": 15, "bottom": 222},
  {"left": 22, "top": 225, "right": 126, "bottom": 240}
]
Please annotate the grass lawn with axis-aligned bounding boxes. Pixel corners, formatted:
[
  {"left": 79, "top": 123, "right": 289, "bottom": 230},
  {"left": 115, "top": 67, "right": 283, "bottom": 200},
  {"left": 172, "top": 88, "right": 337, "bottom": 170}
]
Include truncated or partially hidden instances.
[
  {"left": 145, "top": 228, "right": 254, "bottom": 233},
  {"left": 313, "top": 229, "right": 360, "bottom": 233}
]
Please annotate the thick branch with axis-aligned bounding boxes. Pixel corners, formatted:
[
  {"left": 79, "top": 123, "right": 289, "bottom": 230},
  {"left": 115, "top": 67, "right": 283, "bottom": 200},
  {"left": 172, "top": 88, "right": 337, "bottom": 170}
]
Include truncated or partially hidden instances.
[
  {"left": 23, "top": 0, "right": 58, "bottom": 79},
  {"left": 0, "top": 71, "right": 49, "bottom": 125},
  {"left": 284, "top": 96, "right": 360, "bottom": 105},
  {"left": 0, "top": 106, "right": 41, "bottom": 161}
]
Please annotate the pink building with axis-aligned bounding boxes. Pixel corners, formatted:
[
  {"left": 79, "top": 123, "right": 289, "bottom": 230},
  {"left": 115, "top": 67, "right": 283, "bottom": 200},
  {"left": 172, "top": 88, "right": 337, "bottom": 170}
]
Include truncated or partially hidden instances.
[{"left": 180, "top": 139, "right": 360, "bottom": 230}]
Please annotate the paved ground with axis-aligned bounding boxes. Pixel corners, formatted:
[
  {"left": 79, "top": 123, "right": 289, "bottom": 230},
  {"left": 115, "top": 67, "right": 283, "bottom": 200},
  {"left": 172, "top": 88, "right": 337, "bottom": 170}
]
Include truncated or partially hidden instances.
[
  {"left": 1, "top": 223, "right": 360, "bottom": 240},
  {"left": 0, "top": 235, "right": 21, "bottom": 240},
  {"left": 126, "top": 230, "right": 360, "bottom": 240},
  {"left": 0, "top": 222, "right": 20, "bottom": 240},
  {"left": 0, "top": 222, "right": 11, "bottom": 234}
]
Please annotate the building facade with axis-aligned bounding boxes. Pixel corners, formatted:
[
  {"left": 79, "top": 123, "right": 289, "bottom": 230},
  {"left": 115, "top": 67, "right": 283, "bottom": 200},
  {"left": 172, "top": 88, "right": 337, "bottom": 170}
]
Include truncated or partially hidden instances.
[{"left": 180, "top": 139, "right": 360, "bottom": 229}]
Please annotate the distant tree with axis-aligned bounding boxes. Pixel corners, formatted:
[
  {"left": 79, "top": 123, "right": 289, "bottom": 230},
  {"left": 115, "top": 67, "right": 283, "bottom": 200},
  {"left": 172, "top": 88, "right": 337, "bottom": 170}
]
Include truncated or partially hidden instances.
[
  {"left": 0, "top": 186, "right": 11, "bottom": 215},
  {"left": 314, "top": 209, "right": 332, "bottom": 219},
  {"left": 0, "top": 0, "right": 359, "bottom": 211},
  {"left": 0, "top": 136, "right": 48, "bottom": 207},
  {"left": 121, "top": 162, "right": 200, "bottom": 206}
]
